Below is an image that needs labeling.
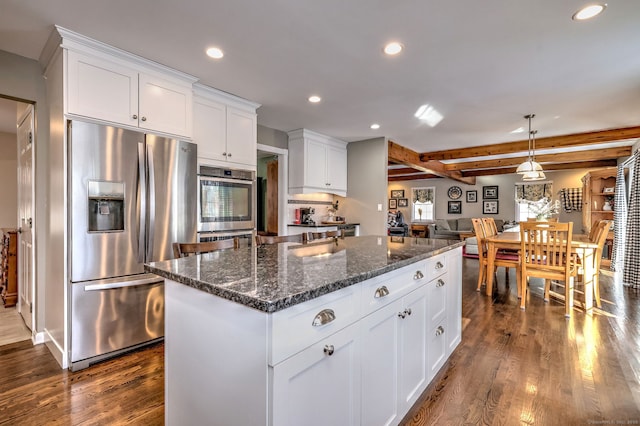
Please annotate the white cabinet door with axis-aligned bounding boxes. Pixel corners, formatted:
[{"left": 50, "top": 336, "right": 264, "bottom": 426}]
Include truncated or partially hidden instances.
[
  {"left": 446, "top": 248, "right": 462, "bottom": 355},
  {"left": 305, "top": 138, "right": 329, "bottom": 189},
  {"left": 398, "top": 284, "right": 429, "bottom": 413},
  {"left": 361, "top": 300, "right": 401, "bottom": 426},
  {"left": 271, "top": 322, "right": 360, "bottom": 426},
  {"left": 193, "top": 97, "right": 227, "bottom": 162},
  {"left": 226, "top": 106, "right": 257, "bottom": 167},
  {"left": 327, "top": 144, "right": 347, "bottom": 193},
  {"left": 138, "top": 73, "right": 192, "bottom": 137},
  {"left": 67, "top": 50, "right": 138, "bottom": 127}
]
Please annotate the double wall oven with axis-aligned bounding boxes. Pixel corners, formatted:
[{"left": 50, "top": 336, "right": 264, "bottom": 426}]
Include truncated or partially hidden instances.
[{"left": 198, "top": 165, "right": 256, "bottom": 243}]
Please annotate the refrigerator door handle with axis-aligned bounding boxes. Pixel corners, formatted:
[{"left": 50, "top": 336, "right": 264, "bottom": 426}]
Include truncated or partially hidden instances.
[
  {"left": 84, "top": 276, "right": 162, "bottom": 291},
  {"left": 146, "top": 143, "right": 156, "bottom": 262},
  {"left": 138, "top": 142, "right": 146, "bottom": 264}
]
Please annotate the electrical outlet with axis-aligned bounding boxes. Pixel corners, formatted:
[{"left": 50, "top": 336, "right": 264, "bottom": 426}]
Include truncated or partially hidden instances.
[{"left": 377, "top": 203, "right": 382, "bottom": 211}]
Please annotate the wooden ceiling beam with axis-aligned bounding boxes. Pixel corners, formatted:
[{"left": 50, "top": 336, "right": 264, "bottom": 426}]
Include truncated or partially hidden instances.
[
  {"left": 420, "top": 125, "right": 640, "bottom": 161},
  {"left": 461, "top": 159, "right": 619, "bottom": 177},
  {"left": 388, "top": 167, "right": 425, "bottom": 176},
  {"left": 444, "top": 147, "right": 631, "bottom": 171},
  {"left": 388, "top": 141, "right": 476, "bottom": 185},
  {"left": 388, "top": 174, "right": 442, "bottom": 182}
]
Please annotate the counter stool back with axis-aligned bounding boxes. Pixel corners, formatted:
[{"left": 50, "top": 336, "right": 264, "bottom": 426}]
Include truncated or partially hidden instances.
[
  {"left": 256, "top": 234, "right": 308, "bottom": 245},
  {"left": 173, "top": 238, "right": 239, "bottom": 258},
  {"left": 307, "top": 229, "right": 343, "bottom": 242}
]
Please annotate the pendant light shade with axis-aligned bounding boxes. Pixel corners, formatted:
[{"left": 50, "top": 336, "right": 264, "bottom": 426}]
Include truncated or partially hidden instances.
[
  {"left": 522, "top": 170, "right": 546, "bottom": 181},
  {"left": 517, "top": 114, "right": 545, "bottom": 180}
]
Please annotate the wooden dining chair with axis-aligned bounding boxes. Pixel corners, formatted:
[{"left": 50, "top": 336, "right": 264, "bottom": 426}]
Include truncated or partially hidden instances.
[
  {"left": 306, "top": 229, "right": 343, "bottom": 242},
  {"left": 255, "top": 233, "right": 307, "bottom": 245},
  {"left": 481, "top": 217, "right": 498, "bottom": 236},
  {"left": 580, "top": 219, "right": 612, "bottom": 308},
  {"left": 173, "top": 238, "right": 239, "bottom": 258},
  {"left": 519, "top": 221, "right": 578, "bottom": 316},
  {"left": 472, "top": 218, "right": 521, "bottom": 295}
]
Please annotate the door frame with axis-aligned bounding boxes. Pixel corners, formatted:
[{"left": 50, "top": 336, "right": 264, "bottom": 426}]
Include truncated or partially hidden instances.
[
  {"left": 16, "top": 102, "right": 36, "bottom": 338},
  {"left": 257, "top": 143, "right": 288, "bottom": 235}
]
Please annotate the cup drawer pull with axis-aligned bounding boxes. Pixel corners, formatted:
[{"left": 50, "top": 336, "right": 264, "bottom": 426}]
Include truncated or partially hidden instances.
[
  {"left": 414, "top": 270, "right": 424, "bottom": 280},
  {"left": 435, "top": 261, "right": 444, "bottom": 270},
  {"left": 436, "top": 279, "right": 445, "bottom": 287},
  {"left": 312, "top": 309, "right": 336, "bottom": 327},
  {"left": 374, "top": 286, "right": 390, "bottom": 298}
]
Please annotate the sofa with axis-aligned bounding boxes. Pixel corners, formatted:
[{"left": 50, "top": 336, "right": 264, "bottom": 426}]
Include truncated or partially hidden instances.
[{"left": 428, "top": 218, "right": 504, "bottom": 257}]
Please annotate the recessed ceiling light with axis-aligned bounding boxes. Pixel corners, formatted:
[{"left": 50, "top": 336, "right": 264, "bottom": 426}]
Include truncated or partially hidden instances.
[
  {"left": 572, "top": 4, "right": 607, "bottom": 20},
  {"left": 206, "top": 47, "right": 224, "bottom": 59},
  {"left": 308, "top": 95, "right": 321, "bottom": 103},
  {"left": 414, "top": 104, "right": 443, "bottom": 127},
  {"left": 370, "top": 123, "right": 380, "bottom": 130},
  {"left": 383, "top": 42, "right": 403, "bottom": 56}
]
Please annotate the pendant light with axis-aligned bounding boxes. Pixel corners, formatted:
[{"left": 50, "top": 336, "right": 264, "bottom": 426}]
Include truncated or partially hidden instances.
[
  {"left": 516, "top": 114, "right": 544, "bottom": 175},
  {"left": 522, "top": 129, "right": 546, "bottom": 180}
]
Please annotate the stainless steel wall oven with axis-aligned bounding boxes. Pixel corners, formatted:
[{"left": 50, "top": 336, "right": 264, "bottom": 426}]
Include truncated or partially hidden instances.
[{"left": 198, "top": 166, "right": 256, "bottom": 233}]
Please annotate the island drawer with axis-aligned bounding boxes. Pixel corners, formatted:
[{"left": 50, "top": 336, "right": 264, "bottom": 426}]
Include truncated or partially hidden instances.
[
  {"left": 426, "top": 253, "right": 448, "bottom": 279},
  {"left": 269, "top": 284, "right": 362, "bottom": 366},
  {"left": 361, "top": 260, "right": 428, "bottom": 316}
]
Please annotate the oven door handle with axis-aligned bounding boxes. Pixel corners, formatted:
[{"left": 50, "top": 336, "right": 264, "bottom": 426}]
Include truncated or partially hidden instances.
[{"left": 199, "top": 176, "right": 254, "bottom": 185}]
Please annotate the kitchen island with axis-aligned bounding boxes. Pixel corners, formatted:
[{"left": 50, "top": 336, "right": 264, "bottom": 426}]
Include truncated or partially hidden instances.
[{"left": 146, "top": 235, "right": 464, "bottom": 426}]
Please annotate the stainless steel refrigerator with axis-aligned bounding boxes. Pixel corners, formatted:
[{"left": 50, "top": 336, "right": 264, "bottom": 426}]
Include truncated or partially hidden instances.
[{"left": 68, "top": 120, "right": 197, "bottom": 370}]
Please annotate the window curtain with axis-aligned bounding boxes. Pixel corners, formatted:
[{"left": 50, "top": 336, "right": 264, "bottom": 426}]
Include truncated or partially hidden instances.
[
  {"left": 611, "top": 163, "right": 628, "bottom": 272},
  {"left": 515, "top": 182, "right": 552, "bottom": 201},
  {"left": 623, "top": 152, "right": 640, "bottom": 287}
]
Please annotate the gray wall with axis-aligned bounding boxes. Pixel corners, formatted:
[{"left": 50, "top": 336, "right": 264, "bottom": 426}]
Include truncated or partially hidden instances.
[
  {"left": 389, "top": 168, "right": 595, "bottom": 230},
  {"left": 342, "top": 137, "right": 387, "bottom": 236},
  {"left": 257, "top": 124, "right": 288, "bottom": 149},
  {"left": 0, "top": 49, "right": 48, "bottom": 336}
]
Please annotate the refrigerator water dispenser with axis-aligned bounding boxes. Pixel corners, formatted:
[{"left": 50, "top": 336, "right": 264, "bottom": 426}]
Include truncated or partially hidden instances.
[{"left": 87, "top": 180, "right": 125, "bottom": 232}]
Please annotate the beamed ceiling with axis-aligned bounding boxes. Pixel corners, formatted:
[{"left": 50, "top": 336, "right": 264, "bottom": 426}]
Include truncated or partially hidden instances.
[{"left": 387, "top": 126, "right": 639, "bottom": 184}]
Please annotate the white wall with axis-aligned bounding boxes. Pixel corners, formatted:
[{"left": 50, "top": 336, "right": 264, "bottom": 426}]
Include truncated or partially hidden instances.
[
  {"left": 0, "top": 131, "right": 17, "bottom": 228},
  {"left": 389, "top": 168, "right": 597, "bottom": 230}
]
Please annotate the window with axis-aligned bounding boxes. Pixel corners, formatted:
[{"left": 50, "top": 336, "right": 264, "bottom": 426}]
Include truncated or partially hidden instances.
[
  {"left": 514, "top": 182, "right": 553, "bottom": 221},
  {"left": 411, "top": 187, "right": 435, "bottom": 222}
]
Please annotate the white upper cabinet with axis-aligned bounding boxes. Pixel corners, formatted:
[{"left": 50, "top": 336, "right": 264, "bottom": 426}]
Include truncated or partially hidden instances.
[
  {"left": 288, "top": 129, "right": 348, "bottom": 197},
  {"left": 193, "top": 84, "right": 260, "bottom": 169},
  {"left": 65, "top": 49, "right": 194, "bottom": 138}
]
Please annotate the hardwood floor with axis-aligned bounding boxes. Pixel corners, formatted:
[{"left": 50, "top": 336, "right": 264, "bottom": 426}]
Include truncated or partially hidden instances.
[
  {"left": 401, "top": 259, "right": 640, "bottom": 425},
  {"left": 0, "top": 306, "right": 30, "bottom": 346},
  {"left": 0, "top": 258, "right": 638, "bottom": 425}
]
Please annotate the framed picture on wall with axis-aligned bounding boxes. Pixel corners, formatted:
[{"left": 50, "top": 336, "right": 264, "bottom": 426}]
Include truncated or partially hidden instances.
[
  {"left": 390, "top": 189, "right": 404, "bottom": 198},
  {"left": 483, "top": 200, "right": 499, "bottom": 214},
  {"left": 466, "top": 190, "right": 477, "bottom": 203},
  {"left": 397, "top": 198, "right": 408, "bottom": 207},
  {"left": 389, "top": 199, "right": 397, "bottom": 209},
  {"left": 448, "top": 201, "right": 462, "bottom": 214},
  {"left": 483, "top": 186, "right": 498, "bottom": 199}
]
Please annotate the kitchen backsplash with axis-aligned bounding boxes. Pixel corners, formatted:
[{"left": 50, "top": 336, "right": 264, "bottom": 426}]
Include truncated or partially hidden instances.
[{"left": 287, "top": 193, "right": 335, "bottom": 224}]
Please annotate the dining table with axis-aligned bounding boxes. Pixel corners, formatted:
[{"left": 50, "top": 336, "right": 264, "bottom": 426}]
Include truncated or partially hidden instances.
[{"left": 484, "top": 231, "right": 599, "bottom": 312}]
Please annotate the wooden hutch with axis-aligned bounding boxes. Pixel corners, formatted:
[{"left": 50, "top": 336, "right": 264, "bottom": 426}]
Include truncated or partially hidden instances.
[
  {"left": 1, "top": 229, "right": 18, "bottom": 307},
  {"left": 582, "top": 167, "right": 616, "bottom": 267}
]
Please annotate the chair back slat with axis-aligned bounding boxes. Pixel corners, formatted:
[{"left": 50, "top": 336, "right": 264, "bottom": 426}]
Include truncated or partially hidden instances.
[
  {"left": 173, "top": 238, "right": 239, "bottom": 258},
  {"left": 481, "top": 218, "right": 498, "bottom": 237},
  {"left": 307, "top": 229, "right": 343, "bottom": 242},
  {"left": 256, "top": 234, "right": 307, "bottom": 245}
]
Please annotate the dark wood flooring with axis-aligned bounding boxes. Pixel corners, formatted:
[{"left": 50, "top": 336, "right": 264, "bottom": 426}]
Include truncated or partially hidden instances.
[{"left": 1, "top": 258, "right": 639, "bottom": 425}]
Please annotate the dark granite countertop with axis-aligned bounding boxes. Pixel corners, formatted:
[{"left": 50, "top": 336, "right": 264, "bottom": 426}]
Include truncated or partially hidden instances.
[{"left": 145, "top": 235, "right": 463, "bottom": 313}]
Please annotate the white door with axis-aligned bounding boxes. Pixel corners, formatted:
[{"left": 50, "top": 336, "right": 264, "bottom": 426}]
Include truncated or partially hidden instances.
[{"left": 17, "top": 105, "right": 34, "bottom": 331}]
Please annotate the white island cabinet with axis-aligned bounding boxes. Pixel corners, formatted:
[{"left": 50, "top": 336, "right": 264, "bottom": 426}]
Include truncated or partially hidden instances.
[{"left": 160, "top": 241, "right": 462, "bottom": 426}]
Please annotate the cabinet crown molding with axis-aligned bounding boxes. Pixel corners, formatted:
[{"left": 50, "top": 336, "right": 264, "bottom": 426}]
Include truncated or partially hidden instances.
[
  {"left": 193, "top": 83, "right": 261, "bottom": 112},
  {"left": 53, "top": 25, "right": 198, "bottom": 84},
  {"left": 287, "top": 128, "right": 348, "bottom": 148}
]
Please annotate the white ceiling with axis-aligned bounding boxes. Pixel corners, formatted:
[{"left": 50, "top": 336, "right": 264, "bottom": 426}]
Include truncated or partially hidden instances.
[{"left": 1, "top": 0, "right": 639, "bottom": 153}]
